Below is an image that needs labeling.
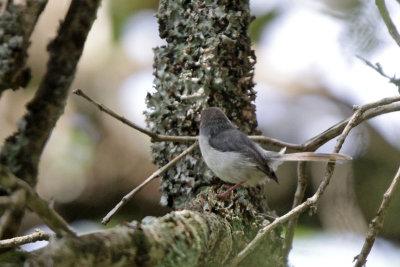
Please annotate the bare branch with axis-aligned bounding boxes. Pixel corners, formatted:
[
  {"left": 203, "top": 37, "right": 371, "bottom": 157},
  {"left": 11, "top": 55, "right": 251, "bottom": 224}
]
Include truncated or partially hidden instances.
[
  {"left": 102, "top": 142, "right": 199, "bottom": 225},
  {"left": 283, "top": 162, "right": 308, "bottom": 258},
  {"left": 74, "top": 91, "right": 400, "bottom": 153},
  {"left": 0, "top": 0, "right": 100, "bottom": 239},
  {"left": 376, "top": 0, "right": 400, "bottom": 47},
  {"left": 0, "top": 228, "right": 53, "bottom": 249},
  {"left": 303, "top": 98, "right": 400, "bottom": 150},
  {"left": 1, "top": 0, "right": 102, "bottom": 185},
  {"left": 73, "top": 89, "right": 198, "bottom": 143},
  {"left": 0, "top": 0, "right": 47, "bottom": 92},
  {"left": 230, "top": 96, "right": 400, "bottom": 266},
  {"left": 357, "top": 56, "right": 400, "bottom": 90},
  {"left": 0, "top": 165, "right": 75, "bottom": 237},
  {"left": 354, "top": 165, "right": 400, "bottom": 267}
]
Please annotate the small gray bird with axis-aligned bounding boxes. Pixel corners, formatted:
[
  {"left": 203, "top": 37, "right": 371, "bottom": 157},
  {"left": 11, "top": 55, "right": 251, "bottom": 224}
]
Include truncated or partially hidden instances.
[{"left": 199, "top": 107, "right": 351, "bottom": 197}]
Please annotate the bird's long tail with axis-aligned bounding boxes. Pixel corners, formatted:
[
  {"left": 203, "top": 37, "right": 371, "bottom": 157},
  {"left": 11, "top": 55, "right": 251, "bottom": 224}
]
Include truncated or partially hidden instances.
[
  {"left": 270, "top": 152, "right": 352, "bottom": 162},
  {"left": 265, "top": 147, "right": 352, "bottom": 171}
]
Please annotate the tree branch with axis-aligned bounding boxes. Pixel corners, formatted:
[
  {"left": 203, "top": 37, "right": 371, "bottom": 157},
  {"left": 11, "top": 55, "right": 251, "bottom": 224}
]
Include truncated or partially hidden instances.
[
  {"left": 101, "top": 142, "right": 199, "bottom": 225},
  {"left": 0, "top": 164, "right": 75, "bottom": 237},
  {"left": 230, "top": 96, "right": 399, "bottom": 266},
  {"left": 0, "top": 0, "right": 100, "bottom": 239},
  {"left": 0, "top": 229, "right": 52, "bottom": 249},
  {"left": 356, "top": 56, "right": 400, "bottom": 90},
  {"left": 376, "top": 0, "right": 400, "bottom": 47},
  {"left": 74, "top": 91, "right": 400, "bottom": 153},
  {"left": 0, "top": 0, "right": 47, "bottom": 92},
  {"left": 23, "top": 210, "right": 235, "bottom": 266},
  {"left": 354, "top": 165, "right": 400, "bottom": 267},
  {"left": 302, "top": 97, "right": 400, "bottom": 150},
  {"left": 73, "top": 89, "right": 198, "bottom": 143},
  {"left": 283, "top": 162, "right": 307, "bottom": 258},
  {"left": 1, "top": 0, "right": 101, "bottom": 185}
]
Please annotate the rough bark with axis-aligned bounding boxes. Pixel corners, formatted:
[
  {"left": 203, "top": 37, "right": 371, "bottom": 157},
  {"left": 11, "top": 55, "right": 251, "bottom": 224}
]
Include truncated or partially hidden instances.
[
  {"left": 146, "top": 0, "right": 262, "bottom": 209},
  {"left": 2, "top": 210, "right": 279, "bottom": 266},
  {"left": 0, "top": 0, "right": 48, "bottom": 93},
  {"left": 1, "top": 0, "right": 286, "bottom": 265},
  {"left": 144, "top": 0, "right": 286, "bottom": 265},
  {"left": 1, "top": 0, "right": 101, "bottom": 185},
  {"left": 0, "top": 0, "right": 101, "bottom": 239}
]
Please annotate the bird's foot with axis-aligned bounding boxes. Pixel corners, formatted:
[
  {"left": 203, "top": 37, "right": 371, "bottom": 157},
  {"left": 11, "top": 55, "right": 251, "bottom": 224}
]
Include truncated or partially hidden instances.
[{"left": 217, "top": 181, "right": 245, "bottom": 200}]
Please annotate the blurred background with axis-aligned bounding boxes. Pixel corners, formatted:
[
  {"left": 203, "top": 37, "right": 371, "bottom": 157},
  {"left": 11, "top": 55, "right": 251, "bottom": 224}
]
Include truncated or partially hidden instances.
[{"left": 0, "top": 0, "right": 399, "bottom": 265}]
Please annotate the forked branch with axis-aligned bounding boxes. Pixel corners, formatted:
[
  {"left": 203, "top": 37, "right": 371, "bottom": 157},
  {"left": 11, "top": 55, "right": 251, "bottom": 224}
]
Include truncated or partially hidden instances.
[{"left": 354, "top": 165, "right": 400, "bottom": 267}]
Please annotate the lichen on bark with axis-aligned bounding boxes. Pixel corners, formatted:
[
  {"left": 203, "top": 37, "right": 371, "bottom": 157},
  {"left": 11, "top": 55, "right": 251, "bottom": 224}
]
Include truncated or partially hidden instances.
[
  {"left": 0, "top": 0, "right": 48, "bottom": 93},
  {"left": 146, "top": 0, "right": 286, "bottom": 265},
  {"left": 146, "top": 0, "right": 259, "bottom": 209}
]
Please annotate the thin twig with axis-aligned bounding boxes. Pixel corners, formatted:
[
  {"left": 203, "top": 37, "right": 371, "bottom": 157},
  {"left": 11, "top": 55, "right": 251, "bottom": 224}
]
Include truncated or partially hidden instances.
[
  {"left": 356, "top": 56, "right": 400, "bottom": 89},
  {"left": 280, "top": 97, "right": 400, "bottom": 260},
  {"left": 229, "top": 96, "right": 397, "bottom": 266},
  {"left": 376, "top": 0, "right": 400, "bottom": 47},
  {"left": 101, "top": 142, "right": 199, "bottom": 225},
  {"left": 81, "top": 91, "right": 400, "bottom": 228},
  {"left": 303, "top": 99, "right": 400, "bottom": 151},
  {"left": 74, "top": 91, "right": 400, "bottom": 152},
  {"left": 354, "top": 165, "right": 400, "bottom": 267},
  {"left": 0, "top": 165, "right": 75, "bottom": 237},
  {"left": 0, "top": 228, "right": 53, "bottom": 249},
  {"left": 73, "top": 89, "right": 198, "bottom": 143},
  {"left": 0, "top": 189, "right": 25, "bottom": 239},
  {"left": 283, "top": 162, "right": 307, "bottom": 258}
]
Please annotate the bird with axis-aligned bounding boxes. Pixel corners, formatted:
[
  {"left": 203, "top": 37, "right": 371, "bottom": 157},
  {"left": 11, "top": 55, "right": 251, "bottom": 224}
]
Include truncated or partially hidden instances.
[{"left": 198, "top": 107, "right": 352, "bottom": 198}]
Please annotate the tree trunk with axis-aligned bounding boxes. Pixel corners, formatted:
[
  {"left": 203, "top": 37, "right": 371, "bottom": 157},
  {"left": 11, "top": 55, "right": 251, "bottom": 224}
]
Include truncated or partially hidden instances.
[
  {"left": 144, "top": 0, "right": 286, "bottom": 265},
  {"left": 2, "top": 0, "right": 286, "bottom": 266}
]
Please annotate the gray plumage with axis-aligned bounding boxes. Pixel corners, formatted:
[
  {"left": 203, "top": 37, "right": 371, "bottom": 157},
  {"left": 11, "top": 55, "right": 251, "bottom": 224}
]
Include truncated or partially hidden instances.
[{"left": 199, "top": 107, "right": 351, "bottom": 187}]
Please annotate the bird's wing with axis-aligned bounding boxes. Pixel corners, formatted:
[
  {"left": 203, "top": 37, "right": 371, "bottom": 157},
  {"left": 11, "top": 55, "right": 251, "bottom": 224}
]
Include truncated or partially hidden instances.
[{"left": 209, "top": 129, "right": 278, "bottom": 182}]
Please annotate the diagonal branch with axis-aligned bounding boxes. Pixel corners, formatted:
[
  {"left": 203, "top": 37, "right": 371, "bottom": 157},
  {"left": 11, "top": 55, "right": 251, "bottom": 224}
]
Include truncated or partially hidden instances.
[
  {"left": 376, "top": 0, "right": 400, "bottom": 47},
  {"left": 302, "top": 98, "right": 400, "bottom": 150},
  {"left": 354, "top": 165, "right": 400, "bottom": 267},
  {"left": 356, "top": 56, "right": 400, "bottom": 90},
  {"left": 0, "top": 0, "right": 47, "bottom": 92},
  {"left": 101, "top": 142, "right": 199, "bottom": 225},
  {"left": 74, "top": 91, "right": 400, "bottom": 152},
  {"left": 229, "top": 96, "right": 399, "bottom": 266},
  {"left": 0, "top": 164, "right": 75, "bottom": 237},
  {"left": 283, "top": 162, "right": 307, "bottom": 258},
  {"left": 1, "top": 0, "right": 101, "bottom": 185},
  {"left": 73, "top": 89, "right": 198, "bottom": 143},
  {"left": 0, "top": 0, "right": 100, "bottom": 239}
]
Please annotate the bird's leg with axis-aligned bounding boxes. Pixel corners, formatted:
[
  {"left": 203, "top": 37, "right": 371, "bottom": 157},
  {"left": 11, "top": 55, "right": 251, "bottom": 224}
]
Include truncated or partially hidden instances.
[{"left": 217, "top": 181, "right": 245, "bottom": 199}]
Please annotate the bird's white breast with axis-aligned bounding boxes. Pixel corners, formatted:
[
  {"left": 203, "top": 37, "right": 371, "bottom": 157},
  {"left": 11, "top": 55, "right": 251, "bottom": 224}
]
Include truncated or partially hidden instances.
[{"left": 199, "top": 134, "right": 267, "bottom": 186}]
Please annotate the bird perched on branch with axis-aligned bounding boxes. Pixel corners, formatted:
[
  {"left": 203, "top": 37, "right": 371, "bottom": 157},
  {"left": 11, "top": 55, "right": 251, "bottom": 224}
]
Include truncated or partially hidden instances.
[{"left": 199, "top": 107, "right": 352, "bottom": 198}]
